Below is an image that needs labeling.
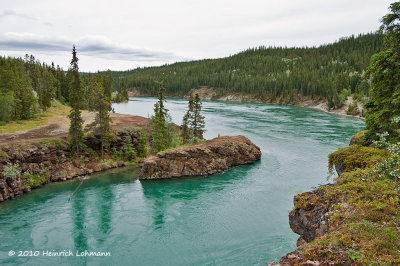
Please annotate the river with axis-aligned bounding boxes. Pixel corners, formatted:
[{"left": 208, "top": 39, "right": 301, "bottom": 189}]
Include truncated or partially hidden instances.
[{"left": 0, "top": 97, "right": 364, "bottom": 265}]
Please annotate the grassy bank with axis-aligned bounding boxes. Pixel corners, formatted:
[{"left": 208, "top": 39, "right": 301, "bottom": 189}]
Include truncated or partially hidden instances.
[
  {"left": 0, "top": 101, "right": 71, "bottom": 134},
  {"left": 290, "top": 143, "right": 400, "bottom": 264}
]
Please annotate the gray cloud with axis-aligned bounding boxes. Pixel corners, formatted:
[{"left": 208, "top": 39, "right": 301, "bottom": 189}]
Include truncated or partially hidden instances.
[
  {"left": 0, "top": 33, "right": 182, "bottom": 62},
  {"left": 0, "top": 10, "right": 52, "bottom": 28},
  {"left": 0, "top": 10, "right": 37, "bottom": 20},
  {"left": 0, "top": 0, "right": 392, "bottom": 71},
  {"left": 77, "top": 36, "right": 179, "bottom": 61}
]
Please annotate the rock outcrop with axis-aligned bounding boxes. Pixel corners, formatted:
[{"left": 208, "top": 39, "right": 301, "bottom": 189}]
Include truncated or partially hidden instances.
[
  {"left": 289, "top": 188, "right": 331, "bottom": 243},
  {"left": 267, "top": 187, "right": 342, "bottom": 265},
  {"left": 270, "top": 132, "right": 377, "bottom": 265},
  {"left": 0, "top": 128, "right": 143, "bottom": 202},
  {"left": 140, "top": 135, "right": 261, "bottom": 179}
]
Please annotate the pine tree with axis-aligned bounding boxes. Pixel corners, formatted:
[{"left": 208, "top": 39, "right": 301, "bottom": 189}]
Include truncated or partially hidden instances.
[
  {"left": 151, "top": 84, "right": 169, "bottom": 153},
  {"left": 137, "top": 128, "right": 148, "bottom": 157},
  {"left": 62, "top": 69, "right": 72, "bottom": 103},
  {"left": 123, "top": 136, "right": 136, "bottom": 161},
  {"left": 26, "top": 55, "right": 40, "bottom": 94},
  {"left": 55, "top": 65, "right": 65, "bottom": 102},
  {"left": 157, "top": 83, "right": 168, "bottom": 119},
  {"left": 102, "top": 70, "right": 114, "bottom": 101},
  {"left": 181, "top": 90, "right": 194, "bottom": 144},
  {"left": 38, "top": 68, "right": 56, "bottom": 111},
  {"left": 86, "top": 80, "right": 114, "bottom": 159},
  {"left": 68, "top": 45, "right": 84, "bottom": 155},
  {"left": 191, "top": 93, "right": 205, "bottom": 140}
]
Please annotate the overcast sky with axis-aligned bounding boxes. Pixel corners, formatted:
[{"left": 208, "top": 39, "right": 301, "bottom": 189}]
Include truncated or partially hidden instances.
[{"left": 0, "top": 0, "right": 394, "bottom": 72}]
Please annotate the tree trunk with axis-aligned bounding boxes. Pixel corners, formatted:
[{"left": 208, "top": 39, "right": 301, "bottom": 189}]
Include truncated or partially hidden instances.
[{"left": 101, "top": 140, "right": 104, "bottom": 160}]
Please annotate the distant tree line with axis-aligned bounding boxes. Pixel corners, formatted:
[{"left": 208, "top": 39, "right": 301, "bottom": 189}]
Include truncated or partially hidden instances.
[{"left": 112, "top": 33, "right": 383, "bottom": 109}]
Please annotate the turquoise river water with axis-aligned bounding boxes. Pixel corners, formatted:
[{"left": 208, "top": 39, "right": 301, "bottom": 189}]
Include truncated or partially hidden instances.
[{"left": 0, "top": 97, "right": 364, "bottom": 265}]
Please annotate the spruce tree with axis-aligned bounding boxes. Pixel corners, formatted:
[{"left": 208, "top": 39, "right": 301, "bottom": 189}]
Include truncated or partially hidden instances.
[
  {"left": 191, "top": 93, "right": 205, "bottom": 140},
  {"left": 181, "top": 90, "right": 194, "bottom": 144},
  {"left": 68, "top": 45, "right": 84, "bottom": 155},
  {"left": 157, "top": 83, "right": 168, "bottom": 119},
  {"left": 86, "top": 81, "right": 114, "bottom": 159},
  {"left": 137, "top": 128, "right": 148, "bottom": 157},
  {"left": 39, "top": 68, "right": 56, "bottom": 111},
  {"left": 103, "top": 70, "right": 114, "bottom": 101},
  {"left": 151, "top": 84, "right": 169, "bottom": 153}
]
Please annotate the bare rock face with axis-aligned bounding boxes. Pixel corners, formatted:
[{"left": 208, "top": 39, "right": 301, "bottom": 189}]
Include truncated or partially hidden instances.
[
  {"left": 140, "top": 135, "right": 261, "bottom": 179},
  {"left": 289, "top": 189, "right": 330, "bottom": 243},
  {"left": 266, "top": 188, "right": 333, "bottom": 265}
]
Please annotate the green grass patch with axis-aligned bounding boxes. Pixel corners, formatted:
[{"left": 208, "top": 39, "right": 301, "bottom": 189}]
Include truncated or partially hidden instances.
[
  {"left": 0, "top": 119, "right": 47, "bottom": 134},
  {"left": 38, "top": 138, "right": 67, "bottom": 149},
  {"left": 41, "top": 101, "right": 71, "bottom": 117},
  {"left": 0, "top": 101, "right": 71, "bottom": 134}
]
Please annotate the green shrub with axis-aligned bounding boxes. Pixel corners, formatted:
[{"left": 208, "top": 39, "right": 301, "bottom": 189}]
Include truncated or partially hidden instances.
[
  {"left": 347, "top": 101, "right": 360, "bottom": 115},
  {"left": 100, "top": 159, "right": 117, "bottom": 169},
  {"left": 294, "top": 193, "right": 310, "bottom": 209},
  {"left": 337, "top": 88, "right": 350, "bottom": 108},
  {"left": 372, "top": 143, "right": 400, "bottom": 180},
  {"left": 111, "top": 136, "right": 136, "bottom": 161},
  {"left": 110, "top": 147, "right": 123, "bottom": 160},
  {"left": 329, "top": 145, "right": 389, "bottom": 174},
  {"left": 22, "top": 170, "right": 50, "bottom": 188},
  {"left": 123, "top": 126, "right": 136, "bottom": 136},
  {"left": 2, "top": 162, "right": 21, "bottom": 180},
  {"left": 373, "top": 131, "right": 390, "bottom": 149}
]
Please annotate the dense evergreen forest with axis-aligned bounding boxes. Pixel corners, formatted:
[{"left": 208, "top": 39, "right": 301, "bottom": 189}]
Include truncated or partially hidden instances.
[
  {"left": 0, "top": 33, "right": 384, "bottom": 124},
  {"left": 113, "top": 33, "right": 383, "bottom": 108},
  {"left": 0, "top": 55, "right": 128, "bottom": 123}
]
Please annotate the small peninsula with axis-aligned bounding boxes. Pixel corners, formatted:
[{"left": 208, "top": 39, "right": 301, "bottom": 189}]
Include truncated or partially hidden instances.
[{"left": 140, "top": 135, "right": 261, "bottom": 179}]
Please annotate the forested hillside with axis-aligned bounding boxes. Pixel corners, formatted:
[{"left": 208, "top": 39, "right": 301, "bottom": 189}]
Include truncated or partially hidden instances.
[
  {"left": 113, "top": 33, "right": 383, "bottom": 108},
  {"left": 0, "top": 54, "right": 128, "bottom": 123},
  {"left": 0, "top": 33, "right": 383, "bottom": 124}
]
